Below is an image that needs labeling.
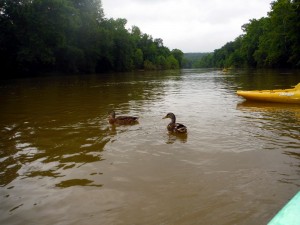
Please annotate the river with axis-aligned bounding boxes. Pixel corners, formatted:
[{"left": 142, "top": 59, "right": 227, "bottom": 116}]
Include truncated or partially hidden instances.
[{"left": 0, "top": 69, "right": 300, "bottom": 225}]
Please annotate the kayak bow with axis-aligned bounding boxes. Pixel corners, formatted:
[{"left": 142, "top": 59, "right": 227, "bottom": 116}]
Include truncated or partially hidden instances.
[{"left": 236, "top": 83, "right": 300, "bottom": 104}]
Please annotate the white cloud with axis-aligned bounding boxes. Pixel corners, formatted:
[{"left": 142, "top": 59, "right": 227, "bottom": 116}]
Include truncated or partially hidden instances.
[{"left": 102, "top": 0, "right": 273, "bottom": 52}]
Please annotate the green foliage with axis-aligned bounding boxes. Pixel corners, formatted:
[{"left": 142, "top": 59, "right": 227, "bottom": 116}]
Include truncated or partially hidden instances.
[
  {"left": 0, "top": 0, "right": 181, "bottom": 77},
  {"left": 288, "top": 0, "right": 300, "bottom": 66},
  {"left": 166, "top": 55, "right": 180, "bottom": 69},
  {"left": 143, "top": 60, "right": 156, "bottom": 70},
  {"left": 171, "top": 49, "right": 184, "bottom": 67},
  {"left": 134, "top": 49, "right": 144, "bottom": 69},
  {"left": 156, "top": 55, "right": 167, "bottom": 70},
  {"left": 193, "top": 0, "right": 299, "bottom": 69}
]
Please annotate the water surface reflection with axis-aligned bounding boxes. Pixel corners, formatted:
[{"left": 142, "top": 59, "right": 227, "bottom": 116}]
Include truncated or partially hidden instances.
[
  {"left": 1, "top": 69, "right": 300, "bottom": 225},
  {"left": 236, "top": 101, "right": 300, "bottom": 149}
]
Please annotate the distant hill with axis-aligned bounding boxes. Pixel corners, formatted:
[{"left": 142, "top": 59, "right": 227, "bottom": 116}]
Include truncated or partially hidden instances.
[
  {"left": 182, "top": 52, "right": 212, "bottom": 68},
  {"left": 184, "top": 52, "right": 211, "bottom": 59}
]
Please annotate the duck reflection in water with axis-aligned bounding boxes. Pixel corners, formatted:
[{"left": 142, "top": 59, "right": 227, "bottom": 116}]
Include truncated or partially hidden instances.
[{"left": 166, "top": 132, "right": 188, "bottom": 144}]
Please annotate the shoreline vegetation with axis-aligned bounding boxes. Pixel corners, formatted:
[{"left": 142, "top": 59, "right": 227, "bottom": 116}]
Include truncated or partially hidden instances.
[
  {"left": 0, "top": 0, "right": 183, "bottom": 78},
  {"left": 0, "top": 0, "right": 299, "bottom": 79}
]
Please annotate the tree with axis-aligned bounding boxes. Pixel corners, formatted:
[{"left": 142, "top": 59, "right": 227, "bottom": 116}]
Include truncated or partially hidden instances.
[
  {"left": 192, "top": 0, "right": 300, "bottom": 69},
  {"left": 262, "top": 0, "right": 293, "bottom": 67},
  {"left": 287, "top": 0, "right": 300, "bottom": 66},
  {"left": 171, "top": 49, "right": 184, "bottom": 67},
  {"left": 134, "top": 49, "right": 144, "bottom": 69},
  {"left": 166, "top": 55, "right": 179, "bottom": 69},
  {"left": 144, "top": 59, "right": 156, "bottom": 70},
  {"left": 241, "top": 18, "right": 267, "bottom": 67},
  {"left": 0, "top": 0, "right": 183, "bottom": 77}
]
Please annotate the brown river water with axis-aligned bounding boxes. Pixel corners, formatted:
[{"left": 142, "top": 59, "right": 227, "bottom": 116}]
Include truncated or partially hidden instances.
[{"left": 0, "top": 69, "right": 300, "bottom": 225}]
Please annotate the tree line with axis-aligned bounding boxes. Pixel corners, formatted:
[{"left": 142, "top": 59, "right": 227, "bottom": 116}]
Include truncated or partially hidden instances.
[
  {"left": 186, "top": 0, "right": 300, "bottom": 69},
  {"left": 0, "top": 0, "right": 183, "bottom": 77}
]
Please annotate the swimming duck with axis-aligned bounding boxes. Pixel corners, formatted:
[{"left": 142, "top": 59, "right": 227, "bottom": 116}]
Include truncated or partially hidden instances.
[
  {"left": 163, "top": 112, "right": 187, "bottom": 134},
  {"left": 108, "top": 110, "right": 139, "bottom": 125}
]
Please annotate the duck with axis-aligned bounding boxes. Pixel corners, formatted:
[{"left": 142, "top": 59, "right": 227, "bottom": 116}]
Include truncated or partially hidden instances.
[
  {"left": 108, "top": 110, "right": 139, "bottom": 125},
  {"left": 163, "top": 112, "right": 187, "bottom": 134}
]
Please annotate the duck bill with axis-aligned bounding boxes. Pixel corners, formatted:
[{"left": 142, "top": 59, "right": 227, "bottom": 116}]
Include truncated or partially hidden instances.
[{"left": 162, "top": 116, "right": 167, "bottom": 119}]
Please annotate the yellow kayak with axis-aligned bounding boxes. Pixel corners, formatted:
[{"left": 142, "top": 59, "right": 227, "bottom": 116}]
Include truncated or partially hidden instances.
[{"left": 236, "top": 83, "right": 300, "bottom": 104}]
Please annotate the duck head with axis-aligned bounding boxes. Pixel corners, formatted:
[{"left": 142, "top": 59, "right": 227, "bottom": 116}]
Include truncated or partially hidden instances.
[
  {"left": 163, "top": 112, "right": 176, "bottom": 123},
  {"left": 108, "top": 110, "right": 116, "bottom": 119}
]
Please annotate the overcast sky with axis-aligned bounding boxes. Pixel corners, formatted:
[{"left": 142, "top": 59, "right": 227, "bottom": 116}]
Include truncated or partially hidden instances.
[{"left": 102, "top": 0, "right": 273, "bottom": 53}]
